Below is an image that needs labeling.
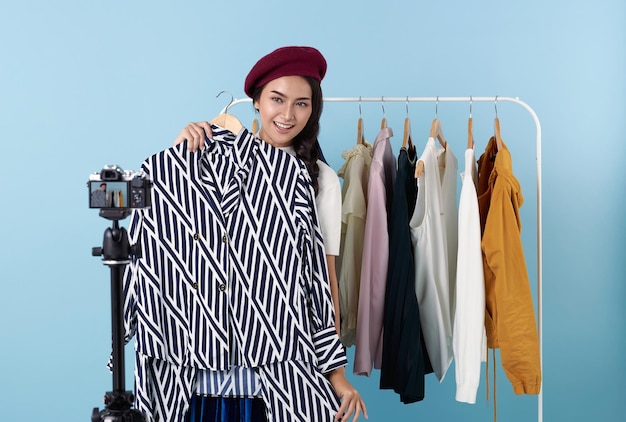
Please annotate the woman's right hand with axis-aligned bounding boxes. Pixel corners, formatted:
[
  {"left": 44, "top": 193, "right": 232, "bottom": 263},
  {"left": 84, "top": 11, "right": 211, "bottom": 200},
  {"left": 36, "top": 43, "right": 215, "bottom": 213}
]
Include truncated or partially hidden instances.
[{"left": 173, "top": 121, "right": 213, "bottom": 151}]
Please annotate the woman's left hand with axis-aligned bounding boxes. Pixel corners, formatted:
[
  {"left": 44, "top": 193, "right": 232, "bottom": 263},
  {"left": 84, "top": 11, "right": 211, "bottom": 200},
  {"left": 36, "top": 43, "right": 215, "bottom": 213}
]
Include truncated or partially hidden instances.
[{"left": 328, "top": 368, "right": 368, "bottom": 421}]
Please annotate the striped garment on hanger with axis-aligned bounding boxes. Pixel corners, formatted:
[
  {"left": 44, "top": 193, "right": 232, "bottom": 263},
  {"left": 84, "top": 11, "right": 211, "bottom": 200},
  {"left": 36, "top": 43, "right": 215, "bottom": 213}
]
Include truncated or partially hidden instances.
[{"left": 121, "top": 126, "right": 346, "bottom": 421}]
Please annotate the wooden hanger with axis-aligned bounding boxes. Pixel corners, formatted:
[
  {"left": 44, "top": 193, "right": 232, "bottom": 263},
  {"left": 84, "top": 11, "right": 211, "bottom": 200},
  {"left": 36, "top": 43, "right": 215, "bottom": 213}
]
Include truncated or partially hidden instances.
[
  {"left": 209, "top": 90, "right": 243, "bottom": 134},
  {"left": 380, "top": 97, "right": 387, "bottom": 129},
  {"left": 210, "top": 113, "right": 243, "bottom": 134},
  {"left": 415, "top": 118, "right": 445, "bottom": 178},
  {"left": 493, "top": 96, "right": 503, "bottom": 151},
  {"left": 402, "top": 117, "right": 413, "bottom": 149},
  {"left": 402, "top": 98, "right": 413, "bottom": 149},
  {"left": 354, "top": 98, "right": 365, "bottom": 145},
  {"left": 356, "top": 116, "right": 365, "bottom": 144},
  {"left": 494, "top": 116, "right": 503, "bottom": 151},
  {"left": 429, "top": 118, "right": 448, "bottom": 149}
]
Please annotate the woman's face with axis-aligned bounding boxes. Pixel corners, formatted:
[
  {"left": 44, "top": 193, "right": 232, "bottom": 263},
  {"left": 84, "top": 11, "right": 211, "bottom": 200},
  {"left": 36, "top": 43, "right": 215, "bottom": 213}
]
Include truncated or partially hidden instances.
[{"left": 254, "top": 75, "right": 313, "bottom": 148}]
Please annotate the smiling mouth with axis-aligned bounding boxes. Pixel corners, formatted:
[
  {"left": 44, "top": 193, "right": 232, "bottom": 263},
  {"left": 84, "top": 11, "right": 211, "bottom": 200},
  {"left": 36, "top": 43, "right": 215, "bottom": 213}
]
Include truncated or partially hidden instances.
[{"left": 274, "top": 121, "right": 294, "bottom": 130}]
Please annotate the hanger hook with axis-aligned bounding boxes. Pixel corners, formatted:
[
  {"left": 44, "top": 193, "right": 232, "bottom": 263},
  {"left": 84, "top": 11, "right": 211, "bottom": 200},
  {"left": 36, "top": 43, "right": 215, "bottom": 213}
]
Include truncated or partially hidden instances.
[
  {"left": 435, "top": 96, "right": 439, "bottom": 118},
  {"left": 217, "top": 90, "right": 234, "bottom": 113},
  {"left": 359, "top": 96, "right": 362, "bottom": 117},
  {"left": 469, "top": 96, "right": 473, "bottom": 118},
  {"left": 406, "top": 96, "right": 409, "bottom": 117},
  {"left": 494, "top": 95, "right": 499, "bottom": 117},
  {"left": 381, "top": 96, "right": 386, "bottom": 117}
]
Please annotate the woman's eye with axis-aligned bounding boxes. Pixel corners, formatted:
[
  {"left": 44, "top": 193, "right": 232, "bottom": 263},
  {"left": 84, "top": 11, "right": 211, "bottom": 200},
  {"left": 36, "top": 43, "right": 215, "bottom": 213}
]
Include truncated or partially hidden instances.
[
  {"left": 296, "top": 102, "right": 309, "bottom": 107},
  {"left": 271, "top": 97, "right": 283, "bottom": 103}
]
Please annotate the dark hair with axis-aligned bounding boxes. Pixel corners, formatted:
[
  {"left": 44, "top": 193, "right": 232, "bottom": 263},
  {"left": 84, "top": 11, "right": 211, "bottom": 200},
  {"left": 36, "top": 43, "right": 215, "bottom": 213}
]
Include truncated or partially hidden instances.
[{"left": 252, "top": 76, "right": 323, "bottom": 194}]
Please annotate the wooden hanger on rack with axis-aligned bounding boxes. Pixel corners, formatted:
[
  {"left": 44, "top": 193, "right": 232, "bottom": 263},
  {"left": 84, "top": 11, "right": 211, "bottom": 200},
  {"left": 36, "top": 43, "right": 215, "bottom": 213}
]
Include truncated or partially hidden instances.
[
  {"left": 494, "top": 117, "right": 503, "bottom": 151},
  {"left": 402, "top": 97, "right": 414, "bottom": 149},
  {"left": 356, "top": 97, "right": 365, "bottom": 144},
  {"left": 209, "top": 91, "right": 243, "bottom": 134},
  {"left": 429, "top": 98, "right": 447, "bottom": 148},
  {"left": 356, "top": 117, "right": 365, "bottom": 144},
  {"left": 402, "top": 117, "right": 413, "bottom": 149},
  {"left": 429, "top": 118, "right": 447, "bottom": 149},
  {"left": 380, "top": 97, "right": 387, "bottom": 129},
  {"left": 417, "top": 98, "right": 447, "bottom": 178},
  {"left": 493, "top": 96, "right": 503, "bottom": 151}
]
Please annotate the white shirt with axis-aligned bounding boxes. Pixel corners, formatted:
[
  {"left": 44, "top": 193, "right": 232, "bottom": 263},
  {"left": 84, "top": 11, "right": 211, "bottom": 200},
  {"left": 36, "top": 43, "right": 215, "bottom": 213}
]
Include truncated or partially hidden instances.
[
  {"left": 281, "top": 145, "right": 342, "bottom": 256},
  {"left": 453, "top": 148, "right": 486, "bottom": 404}
]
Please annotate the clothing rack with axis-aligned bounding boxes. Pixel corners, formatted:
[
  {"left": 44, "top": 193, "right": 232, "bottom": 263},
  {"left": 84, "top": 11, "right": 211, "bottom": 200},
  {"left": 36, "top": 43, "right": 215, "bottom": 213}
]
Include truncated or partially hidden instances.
[{"left": 221, "top": 95, "right": 543, "bottom": 422}]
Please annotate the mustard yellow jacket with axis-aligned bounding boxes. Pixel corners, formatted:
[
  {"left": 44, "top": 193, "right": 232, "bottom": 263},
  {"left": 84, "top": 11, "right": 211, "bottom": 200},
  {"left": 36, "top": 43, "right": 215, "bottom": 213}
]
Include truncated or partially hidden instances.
[{"left": 477, "top": 137, "right": 542, "bottom": 395}]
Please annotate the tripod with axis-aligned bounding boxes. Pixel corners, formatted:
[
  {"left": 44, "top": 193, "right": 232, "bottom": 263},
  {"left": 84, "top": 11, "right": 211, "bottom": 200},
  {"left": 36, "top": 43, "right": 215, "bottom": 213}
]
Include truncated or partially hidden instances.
[{"left": 91, "top": 209, "right": 144, "bottom": 421}]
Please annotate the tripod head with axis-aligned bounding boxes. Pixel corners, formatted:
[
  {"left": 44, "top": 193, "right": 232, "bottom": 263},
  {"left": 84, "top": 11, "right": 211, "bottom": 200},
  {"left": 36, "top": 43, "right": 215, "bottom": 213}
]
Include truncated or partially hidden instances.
[
  {"left": 91, "top": 211, "right": 144, "bottom": 422},
  {"left": 92, "top": 209, "right": 141, "bottom": 264}
]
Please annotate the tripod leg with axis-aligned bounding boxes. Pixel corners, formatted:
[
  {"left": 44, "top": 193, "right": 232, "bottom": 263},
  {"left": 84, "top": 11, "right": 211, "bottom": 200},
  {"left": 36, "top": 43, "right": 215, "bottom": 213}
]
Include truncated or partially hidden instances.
[{"left": 111, "top": 264, "right": 126, "bottom": 393}]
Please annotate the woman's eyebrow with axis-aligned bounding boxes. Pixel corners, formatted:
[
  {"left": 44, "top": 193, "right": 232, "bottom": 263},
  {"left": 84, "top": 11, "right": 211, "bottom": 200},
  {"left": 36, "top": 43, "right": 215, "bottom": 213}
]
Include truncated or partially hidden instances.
[{"left": 270, "top": 90, "right": 311, "bottom": 101}]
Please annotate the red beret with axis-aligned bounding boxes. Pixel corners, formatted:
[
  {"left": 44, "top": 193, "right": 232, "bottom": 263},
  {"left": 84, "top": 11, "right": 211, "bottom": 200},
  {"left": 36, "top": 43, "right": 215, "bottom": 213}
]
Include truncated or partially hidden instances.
[{"left": 244, "top": 46, "right": 327, "bottom": 97}]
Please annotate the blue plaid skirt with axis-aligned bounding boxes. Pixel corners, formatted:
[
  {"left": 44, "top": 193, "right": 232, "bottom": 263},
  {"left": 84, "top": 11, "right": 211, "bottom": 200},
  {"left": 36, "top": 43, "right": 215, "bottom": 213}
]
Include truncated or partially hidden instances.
[{"left": 185, "top": 395, "right": 267, "bottom": 422}]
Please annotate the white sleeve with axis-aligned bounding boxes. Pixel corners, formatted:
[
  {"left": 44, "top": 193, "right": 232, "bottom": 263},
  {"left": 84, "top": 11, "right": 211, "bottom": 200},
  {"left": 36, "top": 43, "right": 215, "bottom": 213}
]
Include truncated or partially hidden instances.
[
  {"left": 315, "top": 160, "right": 342, "bottom": 256},
  {"left": 453, "top": 150, "right": 486, "bottom": 404}
]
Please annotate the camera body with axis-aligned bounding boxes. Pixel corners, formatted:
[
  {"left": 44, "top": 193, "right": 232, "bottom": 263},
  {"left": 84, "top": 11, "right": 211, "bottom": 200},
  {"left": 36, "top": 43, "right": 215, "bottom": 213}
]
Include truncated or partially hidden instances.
[{"left": 88, "top": 165, "right": 151, "bottom": 209}]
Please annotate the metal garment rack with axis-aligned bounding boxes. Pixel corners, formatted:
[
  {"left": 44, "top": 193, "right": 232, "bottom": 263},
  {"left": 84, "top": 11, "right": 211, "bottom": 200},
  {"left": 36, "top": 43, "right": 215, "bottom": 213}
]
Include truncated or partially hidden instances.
[{"left": 221, "top": 95, "right": 543, "bottom": 422}]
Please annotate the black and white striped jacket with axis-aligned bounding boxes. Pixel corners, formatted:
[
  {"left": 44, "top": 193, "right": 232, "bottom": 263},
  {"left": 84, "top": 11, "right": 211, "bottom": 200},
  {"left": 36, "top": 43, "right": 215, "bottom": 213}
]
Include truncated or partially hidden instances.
[{"left": 121, "top": 126, "right": 346, "bottom": 421}]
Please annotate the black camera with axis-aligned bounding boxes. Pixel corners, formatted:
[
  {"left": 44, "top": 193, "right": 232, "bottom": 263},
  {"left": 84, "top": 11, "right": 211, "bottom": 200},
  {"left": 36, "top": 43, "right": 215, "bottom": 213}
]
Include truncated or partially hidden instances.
[{"left": 88, "top": 165, "right": 151, "bottom": 209}]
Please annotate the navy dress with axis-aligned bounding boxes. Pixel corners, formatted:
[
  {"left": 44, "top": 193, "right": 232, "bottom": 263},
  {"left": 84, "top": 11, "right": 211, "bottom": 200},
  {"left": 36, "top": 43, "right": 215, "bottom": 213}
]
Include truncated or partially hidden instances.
[{"left": 379, "top": 145, "right": 433, "bottom": 403}]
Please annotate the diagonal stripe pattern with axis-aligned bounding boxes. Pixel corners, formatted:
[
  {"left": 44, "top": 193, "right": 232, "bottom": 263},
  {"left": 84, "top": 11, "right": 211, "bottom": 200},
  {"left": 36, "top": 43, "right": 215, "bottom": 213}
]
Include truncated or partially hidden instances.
[{"left": 121, "top": 127, "right": 346, "bottom": 421}]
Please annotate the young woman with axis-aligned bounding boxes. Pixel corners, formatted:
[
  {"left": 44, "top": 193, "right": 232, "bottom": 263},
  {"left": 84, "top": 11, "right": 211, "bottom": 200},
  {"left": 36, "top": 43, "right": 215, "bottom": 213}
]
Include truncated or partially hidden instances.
[{"left": 174, "top": 46, "right": 366, "bottom": 422}]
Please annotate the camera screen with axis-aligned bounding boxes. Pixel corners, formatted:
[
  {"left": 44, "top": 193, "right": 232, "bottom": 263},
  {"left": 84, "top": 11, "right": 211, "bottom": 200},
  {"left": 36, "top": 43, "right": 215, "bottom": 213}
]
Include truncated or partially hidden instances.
[{"left": 89, "top": 181, "right": 129, "bottom": 209}]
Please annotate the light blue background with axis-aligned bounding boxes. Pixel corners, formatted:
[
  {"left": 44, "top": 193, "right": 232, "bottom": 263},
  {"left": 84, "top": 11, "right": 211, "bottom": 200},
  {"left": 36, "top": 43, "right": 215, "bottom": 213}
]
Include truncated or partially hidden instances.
[{"left": 1, "top": 1, "right": 624, "bottom": 420}]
